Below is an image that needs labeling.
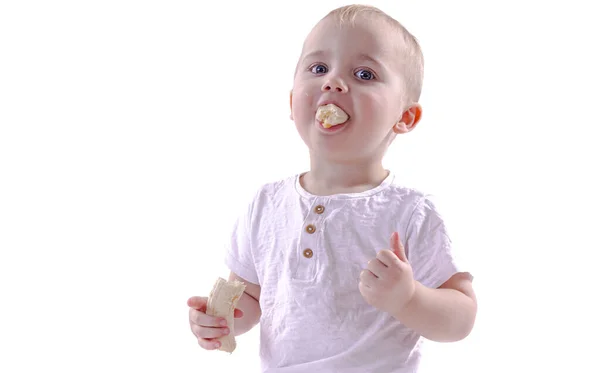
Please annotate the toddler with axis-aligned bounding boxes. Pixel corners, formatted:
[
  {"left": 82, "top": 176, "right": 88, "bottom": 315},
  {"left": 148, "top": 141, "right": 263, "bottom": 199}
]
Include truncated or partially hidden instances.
[{"left": 188, "top": 4, "right": 476, "bottom": 372}]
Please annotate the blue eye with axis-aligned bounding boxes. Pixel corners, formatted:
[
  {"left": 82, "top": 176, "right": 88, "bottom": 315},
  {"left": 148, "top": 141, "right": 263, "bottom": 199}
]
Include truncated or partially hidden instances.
[
  {"left": 355, "top": 69, "right": 374, "bottom": 80},
  {"left": 310, "top": 64, "right": 328, "bottom": 74}
]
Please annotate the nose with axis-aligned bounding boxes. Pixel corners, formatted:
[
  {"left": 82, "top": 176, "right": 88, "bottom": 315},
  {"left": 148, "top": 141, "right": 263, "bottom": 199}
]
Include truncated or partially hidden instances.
[{"left": 321, "top": 77, "right": 348, "bottom": 93}]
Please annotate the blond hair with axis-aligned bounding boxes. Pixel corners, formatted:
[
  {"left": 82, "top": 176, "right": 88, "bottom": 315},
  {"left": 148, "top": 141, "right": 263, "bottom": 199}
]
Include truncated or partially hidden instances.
[{"left": 325, "top": 5, "right": 425, "bottom": 103}]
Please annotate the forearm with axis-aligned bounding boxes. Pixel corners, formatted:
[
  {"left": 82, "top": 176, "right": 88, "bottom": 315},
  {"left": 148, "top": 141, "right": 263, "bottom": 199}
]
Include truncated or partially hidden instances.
[
  {"left": 233, "top": 291, "right": 261, "bottom": 336},
  {"left": 394, "top": 281, "right": 477, "bottom": 342}
]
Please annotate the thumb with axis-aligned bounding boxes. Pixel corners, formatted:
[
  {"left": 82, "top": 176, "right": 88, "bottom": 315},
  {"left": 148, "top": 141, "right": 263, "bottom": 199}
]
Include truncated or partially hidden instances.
[
  {"left": 390, "top": 232, "right": 408, "bottom": 262},
  {"left": 187, "top": 296, "right": 207, "bottom": 310}
]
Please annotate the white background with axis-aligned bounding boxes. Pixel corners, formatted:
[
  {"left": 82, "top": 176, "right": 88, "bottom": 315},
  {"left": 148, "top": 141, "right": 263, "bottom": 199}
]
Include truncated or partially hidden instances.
[{"left": 1, "top": 0, "right": 599, "bottom": 372}]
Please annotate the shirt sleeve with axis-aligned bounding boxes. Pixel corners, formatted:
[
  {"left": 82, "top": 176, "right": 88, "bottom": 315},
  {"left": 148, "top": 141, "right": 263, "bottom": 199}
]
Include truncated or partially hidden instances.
[
  {"left": 404, "top": 195, "right": 472, "bottom": 289},
  {"left": 223, "top": 195, "right": 260, "bottom": 285}
]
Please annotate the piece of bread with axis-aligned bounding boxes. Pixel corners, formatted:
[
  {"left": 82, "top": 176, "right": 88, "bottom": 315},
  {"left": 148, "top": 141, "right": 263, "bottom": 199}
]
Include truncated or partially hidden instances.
[
  {"left": 316, "top": 103, "right": 349, "bottom": 128},
  {"left": 205, "top": 277, "right": 246, "bottom": 353}
]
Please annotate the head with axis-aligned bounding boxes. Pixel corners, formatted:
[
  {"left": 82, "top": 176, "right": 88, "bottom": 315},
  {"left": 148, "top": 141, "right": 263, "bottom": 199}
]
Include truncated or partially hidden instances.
[{"left": 290, "top": 5, "right": 424, "bottom": 163}]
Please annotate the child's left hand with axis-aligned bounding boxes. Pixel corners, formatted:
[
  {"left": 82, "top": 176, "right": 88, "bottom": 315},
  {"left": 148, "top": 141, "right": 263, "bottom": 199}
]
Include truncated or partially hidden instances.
[{"left": 359, "top": 232, "right": 416, "bottom": 315}]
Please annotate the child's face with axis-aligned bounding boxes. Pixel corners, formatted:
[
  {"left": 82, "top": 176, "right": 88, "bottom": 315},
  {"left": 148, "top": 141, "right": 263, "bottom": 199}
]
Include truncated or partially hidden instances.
[{"left": 291, "top": 17, "right": 411, "bottom": 162}]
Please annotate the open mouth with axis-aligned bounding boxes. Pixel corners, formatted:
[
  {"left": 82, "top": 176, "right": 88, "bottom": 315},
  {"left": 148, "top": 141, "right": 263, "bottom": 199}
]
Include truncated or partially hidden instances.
[{"left": 315, "top": 103, "right": 349, "bottom": 129}]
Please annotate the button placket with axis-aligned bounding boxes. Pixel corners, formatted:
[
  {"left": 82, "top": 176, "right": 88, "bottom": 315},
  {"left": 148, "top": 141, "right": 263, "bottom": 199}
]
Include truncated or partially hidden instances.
[
  {"left": 294, "top": 199, "right": 327, "bottom": 280},
  {"left": 302, "top": 200, "right": 327, "bottom": 257}
]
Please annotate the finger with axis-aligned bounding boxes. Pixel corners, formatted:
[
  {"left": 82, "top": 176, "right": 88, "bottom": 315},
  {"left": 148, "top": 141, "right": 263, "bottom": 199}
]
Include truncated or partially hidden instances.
[
  {"left": 358, "top": 281, "right": 374, "bottom": 303},
  {"left": 367, "top": 258, "right": 388, "bottom": 278},
  {"left": 197, "top": 336, "right": 221, "bottom": 350},
  {"left": 188, "top": 296, "right": 243, "bottom": 318},
  {"left": 187, "top": 296, "right": 207, "bottom": 310},
  {"left": 376, "top": 249, "right": 401, "bottom": 268},
  {"left": 191, "top": 323, "right": 230, "bottom": 339},
  {"left": 391, "top": 231, "right": 408, "bottom": 262},
  {"left": 359, "top": 269, "right": 378, "bottom": 288},
  {"left": 189, "top": 308, "right": 228, "bottom": 328}
]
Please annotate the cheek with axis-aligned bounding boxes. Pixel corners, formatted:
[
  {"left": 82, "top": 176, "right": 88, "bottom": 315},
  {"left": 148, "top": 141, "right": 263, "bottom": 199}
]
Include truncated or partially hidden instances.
[
  {"left": 356, "top": 92, "right": 390, "bottom": 119},
  {"left": 292, "top": 87, "right": 316, "bottom": 120}
]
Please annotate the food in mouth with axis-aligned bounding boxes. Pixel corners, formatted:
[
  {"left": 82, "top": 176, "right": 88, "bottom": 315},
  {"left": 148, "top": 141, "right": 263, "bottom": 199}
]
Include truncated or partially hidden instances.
[{"left": 316, "top": 103, "right": 349, "bottom": 128}]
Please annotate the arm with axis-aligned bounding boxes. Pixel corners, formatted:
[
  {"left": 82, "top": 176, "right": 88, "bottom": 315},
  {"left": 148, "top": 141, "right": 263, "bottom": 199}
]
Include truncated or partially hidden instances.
[
  {"left": 360, "top": 233, "right": 477, "bottom": 343},
  {"left": 228, "top": 271, "right": 261, "bottom": 336},
  {"left": 393, "top": 272, "right": 477, "bottom": 342}
]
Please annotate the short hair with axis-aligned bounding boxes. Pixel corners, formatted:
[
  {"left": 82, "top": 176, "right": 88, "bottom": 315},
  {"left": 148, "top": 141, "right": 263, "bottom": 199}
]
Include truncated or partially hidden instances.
[{"left": 325, "top": 4, "right": 424, "bottom": 103}]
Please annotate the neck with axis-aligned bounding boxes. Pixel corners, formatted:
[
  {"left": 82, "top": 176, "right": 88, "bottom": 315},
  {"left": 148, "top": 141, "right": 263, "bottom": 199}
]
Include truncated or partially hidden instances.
[{"left": 301, "top": 154, "right": 389, "bottom": 195}]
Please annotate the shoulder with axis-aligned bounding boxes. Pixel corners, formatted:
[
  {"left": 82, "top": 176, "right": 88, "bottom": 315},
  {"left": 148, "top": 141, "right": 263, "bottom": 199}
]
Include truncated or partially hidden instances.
[
  {"left": 387, "top": 176, "right": 447, "bottom": 214},
  {"left": 380, "top": 176, "right": 428, "bottom": 213},
  {"left": 255, "top": 174, "right": 297, "bottom": 197},
  {"left": 239, "top": 173, "right": 300, "bottom": 218},
  {"left": 249, "top": 174, "right": 298, "bottom": 203},
  {"left": 377, "top": 176, "right": 453, "bottom": 229}
]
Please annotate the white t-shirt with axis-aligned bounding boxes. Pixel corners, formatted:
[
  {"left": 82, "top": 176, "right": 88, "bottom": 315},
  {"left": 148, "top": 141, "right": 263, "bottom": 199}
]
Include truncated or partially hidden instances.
[{"left": 225, "top": 171, "right": 469, "bottom": 373}]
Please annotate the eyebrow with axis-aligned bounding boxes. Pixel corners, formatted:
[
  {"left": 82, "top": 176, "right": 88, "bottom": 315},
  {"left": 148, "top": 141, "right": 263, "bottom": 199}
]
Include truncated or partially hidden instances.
[
  {"left": 301, "top": 50, "right": 385, "bottom": 69},
  {"left": 357, "top": 53, "right": 384, "bottom": 69},
  {"left": 301, "top": 50, "right": 326, "bottom": 65}
]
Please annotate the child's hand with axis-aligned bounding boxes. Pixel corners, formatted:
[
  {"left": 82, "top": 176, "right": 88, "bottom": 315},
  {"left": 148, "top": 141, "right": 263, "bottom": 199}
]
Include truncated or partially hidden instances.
[
  {"left": 359, "top": 232, "right": 415, "bottom": 315},
  {"left": 187, "top": 296, "right": 243, "bottom": 350}
]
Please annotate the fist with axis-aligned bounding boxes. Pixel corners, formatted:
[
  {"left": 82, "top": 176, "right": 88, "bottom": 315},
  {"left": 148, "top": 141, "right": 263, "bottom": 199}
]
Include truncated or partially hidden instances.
[
  {"left": 187, "top": 296, "right": 243, "bottom": 350},
  {"left": 359, "top": 232, "right": 415, "bottom": 315}
]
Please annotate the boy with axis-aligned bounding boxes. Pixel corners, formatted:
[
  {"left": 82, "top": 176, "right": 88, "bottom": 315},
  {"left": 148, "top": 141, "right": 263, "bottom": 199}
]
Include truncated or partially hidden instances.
[{"left": 188, "top": 4, "right": 476, "bottom": 372}]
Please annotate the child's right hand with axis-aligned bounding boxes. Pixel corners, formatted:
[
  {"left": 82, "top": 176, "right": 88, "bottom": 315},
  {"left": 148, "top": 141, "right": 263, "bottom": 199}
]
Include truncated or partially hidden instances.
[{"left": 187, "top": 296, "right": 244, "bottom": 350}]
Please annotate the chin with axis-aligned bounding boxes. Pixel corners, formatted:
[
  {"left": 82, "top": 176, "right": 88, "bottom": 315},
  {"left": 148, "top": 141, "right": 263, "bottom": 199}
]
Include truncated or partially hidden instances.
[{"left": 310, "top": 147, "right": 360, "bottom": 162}]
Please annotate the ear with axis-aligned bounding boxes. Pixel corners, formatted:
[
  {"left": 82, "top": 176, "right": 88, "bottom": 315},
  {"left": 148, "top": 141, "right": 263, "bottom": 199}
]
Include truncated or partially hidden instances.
[
  {"left": 393, "top": 104, "right": 422, "bottom": 134},
  {"left": 289, "top": 90, "right": 294, "bottom": 120}
]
